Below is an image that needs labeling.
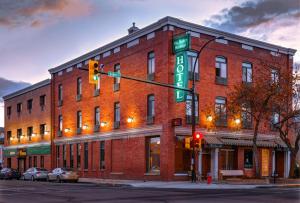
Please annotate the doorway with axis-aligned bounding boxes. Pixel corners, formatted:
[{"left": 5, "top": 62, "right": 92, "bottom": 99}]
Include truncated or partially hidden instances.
[{"left": 18, "top": 158, "right": 26, "bottom": 173}]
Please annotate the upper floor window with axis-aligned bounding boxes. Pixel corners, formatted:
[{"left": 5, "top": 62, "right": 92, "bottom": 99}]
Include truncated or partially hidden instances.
[
  {"left": 187, "top": 51, "right": 199, "bottom": 80},
  {"left": 77, "top": 77, "right": 82, "bottom": 96},
  {"left": 27, "top": 99, "right": 33, "bottom": 113},
  {"left": 114, "top": 102, "right": 120, "bottom": 129},
  {"left": 271, "top": 111, "right": 280, "bottom": 131},
  {"left": 58, "top": 115, "right": 63, "bottom": 133},
  {"left": 6, "top": 106, "right": 11, "bottom": 118},
  {"left": 17, "top": 103, "right": 22, "bottom": 114},
  {"left": 7, "top": 131, "right": 11, "bottom": 143},
  {"left": 17, "top": 128, "right": 22, "bottom": 142},
  {"left": 241, "top": 105, "right": 252, "bottom": 129},
  {"left": 58, "top": 84, "right": 63, "bottom": 104},
  {"left": 147, "top": 52, "right": 155, "bottom": 80},
  {"left": 215, "top": 97, "right": 227, "bottom": 126},
  {"left": 186, "top": 94, "right": 199, "bottom": 124},
  {"left": 271, "top": 69, "right": 279, "bottom": 83},
  {"left": 77, "top": 111, "right": 82, "bottom": 129},
  {"left": 94, "top": 107, "right": 100, "bottom": 126},
  {"left": 113, "top": 64, "right": 120, "bottom": 91},
  {"left": 40, "top": 124, "right": 46, "bottom": 139},
  {"left": 215, "top": 56, "right": 227, "bottom": 85},
  {"left": 27, "top": 126, "right": 33, "bottom": 141},
  {"left": 40, "top": 95, "right": 46, "bottom": 110},
  {"left": 147, "top": 95, "right": 155, "bottom": 124},
  {"left": 242, "top": 62, "right": 252, "bottom": 83}
]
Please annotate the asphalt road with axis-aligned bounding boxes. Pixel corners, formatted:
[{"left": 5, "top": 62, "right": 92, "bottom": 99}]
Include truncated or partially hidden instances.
[{"left": 0, "top": 180, "right": 299, "bottom": 203}]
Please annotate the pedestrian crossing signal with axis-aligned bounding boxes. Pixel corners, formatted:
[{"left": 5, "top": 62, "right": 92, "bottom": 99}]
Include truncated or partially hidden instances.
[{"left": 89, "top": 60, "right": 99, "bottom": 84}]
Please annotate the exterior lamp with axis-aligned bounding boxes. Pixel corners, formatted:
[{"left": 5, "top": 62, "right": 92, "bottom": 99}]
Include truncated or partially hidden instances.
[
  {"left": 100, "top": 122, "right": 107, "bottom": 127},
  {"left": 20, "top": 135, "right": 24, "bottom": 139},
  {"left": 64, "top": 128, "right": 71, "bottom": 133},
  {"left": 157, "top": 140, "right": 160, "bottom": 145},
  {"left": 127, "top": 117, "right": 134, "bottom": 123},
  {"left": 82, "top": 125, "right": 88, "bottom": 130},
  {"left": 45, "top": 131, "right": 50, "bottom": 135},
  {"left": 10, "top": 137, "right": 14, "bottom": 141},
  {"left": 31, "top": 133, "right": 37, "bottom": 137},
  {"left": 206, "top": 115, "right": 213, "bottom": 122},
  {"left": 235, "top": 118, "right": 241, "bottom": 125}
]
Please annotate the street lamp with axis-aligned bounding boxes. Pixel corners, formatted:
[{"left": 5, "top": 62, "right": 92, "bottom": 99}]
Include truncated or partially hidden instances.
[{"left": 190, "top": 36, "right": 225, "bottom": 182}]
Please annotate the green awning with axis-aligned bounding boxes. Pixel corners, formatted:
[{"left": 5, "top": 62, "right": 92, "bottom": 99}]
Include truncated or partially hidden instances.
[
  {"left": 27, "top": 145, "right": 50, "bottom": 155},
  {"left": 4, "top": 148, "right": 17, "bottom": 157}
]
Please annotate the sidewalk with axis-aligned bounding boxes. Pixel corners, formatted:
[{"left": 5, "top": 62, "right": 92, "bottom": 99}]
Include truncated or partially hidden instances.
[{"left": 78, "top": 178, "right": 300, "bottom": 189}]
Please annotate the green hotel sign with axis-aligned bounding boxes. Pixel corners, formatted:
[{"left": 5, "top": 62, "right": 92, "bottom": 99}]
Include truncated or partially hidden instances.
[
  {"left": 173, "top": 34, "right": 190, "bottom": 53},
  {"left": 173, "top": 34, "right": 190, "bottom": 102},
  {"left": 174, "top": 52, "right": 189, "bottom": 102}
]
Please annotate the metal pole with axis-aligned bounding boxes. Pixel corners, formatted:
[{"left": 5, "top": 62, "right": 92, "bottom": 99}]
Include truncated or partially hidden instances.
[{"left": 191, "top": 36, "right": 224, "bottom": 182}]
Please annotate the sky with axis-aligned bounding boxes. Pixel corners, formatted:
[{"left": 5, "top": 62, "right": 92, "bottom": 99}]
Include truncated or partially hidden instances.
[{"left": 0, "top": 0, "right": 299, "bottom": 127}]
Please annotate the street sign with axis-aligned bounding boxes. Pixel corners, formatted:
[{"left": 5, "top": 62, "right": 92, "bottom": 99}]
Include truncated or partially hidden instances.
[
  {"left": 108, "top": 71, "right": 121, "bottom": 78},
  {"left": 174, "top": 51, "right": 188, "bottom": 102},
  {"left": 173, "top": 34, "right": 190, "bottom": 53}
]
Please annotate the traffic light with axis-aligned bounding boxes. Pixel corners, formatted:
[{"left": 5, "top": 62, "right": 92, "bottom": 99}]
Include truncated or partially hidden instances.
[
  {"left": 89, "top": 60, "right": 99, "bottom": 84},
  {"left": 193, "top": 132, "right": 203, "bottom": 149}
]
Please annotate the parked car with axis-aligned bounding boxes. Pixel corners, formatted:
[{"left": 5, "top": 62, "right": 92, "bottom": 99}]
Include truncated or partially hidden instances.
[
  {"left": 0, "top": 168, "right": 21, "bottom": 180},
  {"left": 47, "top": 168, "right": 79, "bottom": 183},
  {"left": 21, "top": 167, "right": 48, "bottom": 181}
]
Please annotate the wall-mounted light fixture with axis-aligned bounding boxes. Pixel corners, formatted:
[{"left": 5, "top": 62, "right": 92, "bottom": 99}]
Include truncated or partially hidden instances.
[
  {"left": 127, "top": 117, "right": 134, "bottom": 123},
  {"left": 31, "top": 133, "right": 37, "bottom": 137},
  {"left": 100, "top": 122, "right": 107, "bottom": 127},
  {"left": 82, "top": 125, "right": 88, "bottom": 130},
  {"left": 234, "top": 118, "right": 241, "bottom": 125},
  {"left": 206, "top": 115, "right": 213, "bottom": 122},
  {"left": 64, "top": 128, "right": 71, "bottom": 133},
  {"left": 45, "top": 131, "right": 50, "bottom": 135},
  {"left": 20, "top": 135, "right": 24, "bottom": 139}
]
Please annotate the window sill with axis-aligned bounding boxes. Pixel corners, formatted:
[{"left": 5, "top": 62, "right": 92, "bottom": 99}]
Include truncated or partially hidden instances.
[
  {"left": 174, "top": 173, "right": 189, "bottom": 176},
  {"left": 144, "top": 172, "right": 160, "bottom": 176},
  {"left": 110, "top": 172, "right": 124, "bottom": 175}
]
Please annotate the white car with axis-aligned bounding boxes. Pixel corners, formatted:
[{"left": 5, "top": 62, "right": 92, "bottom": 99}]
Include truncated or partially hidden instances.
[
  {"left": 22, "top": 167, "right": 48, "bottom": 181},
  {"left": 47, "top": 168, "right": 79, "bottom": 183}
]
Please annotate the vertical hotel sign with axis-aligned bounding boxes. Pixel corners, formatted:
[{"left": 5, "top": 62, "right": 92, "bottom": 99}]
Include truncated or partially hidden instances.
[{"left": 173, "top": 34, "right": 190, "bottom": 102}]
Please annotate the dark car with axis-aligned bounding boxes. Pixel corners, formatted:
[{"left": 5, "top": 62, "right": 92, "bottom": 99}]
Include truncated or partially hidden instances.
[{"left": 0, "top": 168, "right": 21, "bottom": 180}]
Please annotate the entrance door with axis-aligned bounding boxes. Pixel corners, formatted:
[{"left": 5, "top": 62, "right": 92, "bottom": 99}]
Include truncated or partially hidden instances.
[
  {"left": 275, "top": 151, "right": 284, "bottom": 177},
  {"left": 18, "top": 158, "right": 26, "bottom": 173}
]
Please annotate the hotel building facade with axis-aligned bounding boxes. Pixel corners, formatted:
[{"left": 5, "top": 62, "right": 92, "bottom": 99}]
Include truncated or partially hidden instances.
[{"left": 3, "top": 17, "right": 297, "bottom": 181}]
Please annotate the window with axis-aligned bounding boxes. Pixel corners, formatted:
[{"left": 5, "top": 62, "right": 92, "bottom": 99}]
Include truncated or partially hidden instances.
[
  {"left": 271, "top": 69, "right": 279, "bottom": 83},
  {"left": 100, "top": 141, "right": 105, "bottom": 169},
  {"left": 77, "top": 143, "right": 81, "bottom": 169},
  {"left": 6, "top": 106, "right": 11, "bottom": 118},
  {"left": 27, "top": 126, "right": 33, "bottom": 141},
  {"left": 244, "top": 149, "right": 253, "bottom": 168},
  {"left": 58, "top": 84, "right": 63, "bottom": 104},
  {"left": 40, "top": 95, "right": 46, "bottom": 110},
  {"left": 220, "top": 149, "right": 236, "bottom": 170},
  {"left": 147, "top": 95, "right": 155, "bottom": 124},
  {"left": 63, "top": 145, "right": 66, "bottom": 168},
  {"left": 56, "top": 145, "right": 60, "bottom": 167},
  {"left": 175, "top": 136, "right": 191, "bottom": 173},
  {"left": 147, "top": 52, "right": 155, "bottom": 80},
  {"left": 271, "top": 111, "right": 280, "bottom": 131},
  {"left": 186, "top": 94, "right": 199, "bottom": 124},
  {"left": 84, "top": 142, "right": 88, "bottom": 170},
  {"left": 113, "top": 64, "right": 120, "bottom": 91},
  {"left": 94, "top": 107, "right": 100, "bottom": 126},
  {"left": 40, "top": 156, "right": 44, "bottom": 168},
  {"left": 70, "top": 144, "right": 74, "bottom": 169},
  {"left": 58, "top": 115, "right": 63, "bottom": 134},
  {"left": 215, "top": 56, "right": 227, "bottom": 85},
  {"left": 40, "top": 124, "right": 46, "bottom": 139},
  {"left": 77, "top": 77, "right": 82, "bottom": 96},
  {"left": 7, "top": 131, "right": 11, "bottom": 144},
  {"left": 242, "top": 62, "right": 252, "bottom": 83},
  {"left": 77, "top": 111, "right": 82, "bottom": 129},
  {"left": 17, "top": 129, "right": 22, "bottom": 142},
  {"left": 146, "top": 137, "right": 160, "bottom": 173},
  {"left": 241, "top": 105, "right": 252, "bottom": 129},
  {"left": 17, "top": 103, "right": 22, "bottom": 114},
  {"left": 28, "top": 157, "right": 32, "bottom": 168},
  {"left": 27, "top": 99, "right": 33, "bottom": 112},
  {"left": 215, "top": 97, "right": 227, "bottom": 126},
  {"left": 114, "top": 102, "right": 120, "bottom": 129},
  {"left": 33, "top": 156, "right": 37, "bottom": 167},
  {"left": 187, "top": 51, "right": 199, "bottom": 80}
]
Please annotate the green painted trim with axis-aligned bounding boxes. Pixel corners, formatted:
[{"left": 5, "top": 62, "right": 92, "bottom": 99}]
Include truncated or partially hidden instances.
[
  {"left": 27, "top": 145, "right": 50, "bottom": 155},
  {"left": 3, "top": 149, "right": 17, "bottom": 157}
]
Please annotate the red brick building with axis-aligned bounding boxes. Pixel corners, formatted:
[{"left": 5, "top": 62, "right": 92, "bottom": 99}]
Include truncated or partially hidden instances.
[
  {"left": 4, "top": 17, "right": 297, "bottom": 181},
  {"left": 3, "top": 79, "right": 51, "bottom": 173}
]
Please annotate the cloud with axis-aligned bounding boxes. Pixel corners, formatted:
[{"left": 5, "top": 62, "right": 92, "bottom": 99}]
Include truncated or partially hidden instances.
[
  {"left": 0, "top": 0, "right": 92, "bottom": 28},
  {"left": 0, "top": 77, "right": 31, "bottom": 102},
  {"left": 205, "top": 0, "right": 300, "bottom": 32}
]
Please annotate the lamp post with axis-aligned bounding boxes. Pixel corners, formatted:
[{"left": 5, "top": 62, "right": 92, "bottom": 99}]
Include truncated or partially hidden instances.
[{"left": 191, "top": 36, "right": 225, "bottom": 182}]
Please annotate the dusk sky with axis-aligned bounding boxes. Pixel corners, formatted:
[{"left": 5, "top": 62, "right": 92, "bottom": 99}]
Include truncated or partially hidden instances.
[{"left": 0, "top": 0, "right": 299, "bottom": 126}]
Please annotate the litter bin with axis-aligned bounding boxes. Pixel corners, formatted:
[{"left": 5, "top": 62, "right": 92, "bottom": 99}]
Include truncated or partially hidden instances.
[{"left": 207, "top": 173, "right": 212, "bottom": 184}]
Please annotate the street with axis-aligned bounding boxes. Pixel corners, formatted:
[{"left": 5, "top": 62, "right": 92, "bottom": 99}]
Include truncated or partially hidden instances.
[{"left": 0, "top": 180, "right": 299, "bottom": 203}]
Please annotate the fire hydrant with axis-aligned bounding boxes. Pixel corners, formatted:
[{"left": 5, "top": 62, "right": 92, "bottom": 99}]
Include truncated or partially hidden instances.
[{"left": 207, "top": 173, "right": 212, "bottom": 184}]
